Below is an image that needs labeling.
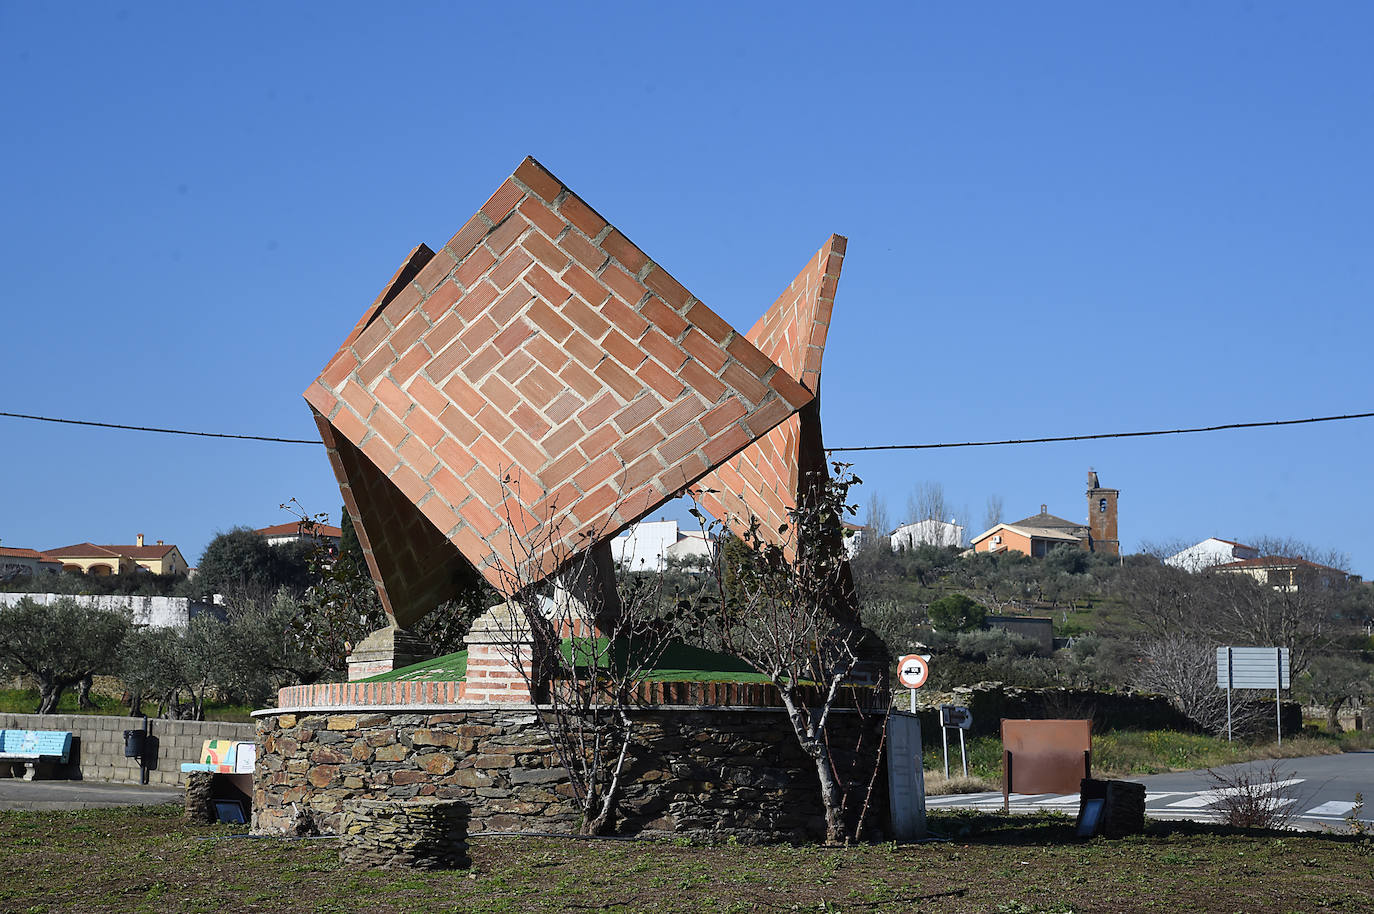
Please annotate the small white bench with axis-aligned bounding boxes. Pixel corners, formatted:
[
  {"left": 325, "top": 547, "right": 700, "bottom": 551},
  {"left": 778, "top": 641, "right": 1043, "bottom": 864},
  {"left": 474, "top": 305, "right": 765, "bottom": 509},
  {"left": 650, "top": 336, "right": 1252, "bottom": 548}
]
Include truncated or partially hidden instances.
[{"left": 0, "top": 729, "right": 73, "bottom": 780}]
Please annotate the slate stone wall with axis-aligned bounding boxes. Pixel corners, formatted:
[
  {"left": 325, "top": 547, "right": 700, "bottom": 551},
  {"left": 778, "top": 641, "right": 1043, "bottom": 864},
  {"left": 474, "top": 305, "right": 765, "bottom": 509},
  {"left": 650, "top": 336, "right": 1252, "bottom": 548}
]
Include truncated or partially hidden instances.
[{"left": 254, "top": 706, "right": 887, "bottom": 843}]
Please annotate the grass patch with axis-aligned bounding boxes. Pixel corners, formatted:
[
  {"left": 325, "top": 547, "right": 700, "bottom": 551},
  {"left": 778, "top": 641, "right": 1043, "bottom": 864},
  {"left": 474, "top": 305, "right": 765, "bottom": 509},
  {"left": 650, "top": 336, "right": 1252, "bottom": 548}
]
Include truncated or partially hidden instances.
[
  {"left": 0, "top": 805, "right": 1369, "bottom": 913},
  {"left": 0, "top": 688, "right": 254, "bottom": 722},
  {"left": 925, "top": 727, "right": 1374, "bottom": 784}
]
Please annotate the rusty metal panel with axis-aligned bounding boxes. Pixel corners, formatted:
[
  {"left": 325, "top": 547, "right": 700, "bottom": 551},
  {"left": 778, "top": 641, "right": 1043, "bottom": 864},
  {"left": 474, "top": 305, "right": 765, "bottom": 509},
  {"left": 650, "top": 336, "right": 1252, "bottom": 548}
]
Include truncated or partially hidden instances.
[{"left": 1002, "top": 719, "right": 1092, "bottom": 799}]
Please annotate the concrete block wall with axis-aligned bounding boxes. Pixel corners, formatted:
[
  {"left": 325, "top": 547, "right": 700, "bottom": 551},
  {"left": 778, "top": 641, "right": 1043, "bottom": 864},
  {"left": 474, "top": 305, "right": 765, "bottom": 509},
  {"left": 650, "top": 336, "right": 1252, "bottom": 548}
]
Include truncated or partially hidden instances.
[
  {"left": 305, "top": 156, "right": 816, "bottom": 626},
  {"left": 0, "top": 712, "right": 252, "bottom": 786}
]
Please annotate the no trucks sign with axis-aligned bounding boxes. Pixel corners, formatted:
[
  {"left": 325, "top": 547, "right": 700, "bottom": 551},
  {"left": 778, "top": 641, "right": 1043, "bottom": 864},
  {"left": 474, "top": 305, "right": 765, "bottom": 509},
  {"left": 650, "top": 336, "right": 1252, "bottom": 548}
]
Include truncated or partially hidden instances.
[{"left": 896, "top": 654, "right": 930, "bottom": 690}]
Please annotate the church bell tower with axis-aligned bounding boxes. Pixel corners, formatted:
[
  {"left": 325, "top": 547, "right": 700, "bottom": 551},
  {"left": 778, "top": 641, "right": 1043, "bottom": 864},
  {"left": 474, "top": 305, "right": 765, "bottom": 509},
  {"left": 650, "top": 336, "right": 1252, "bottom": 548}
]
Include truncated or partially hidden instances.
[{"left": 1086, "top": 468, "right": 1120, "bottom": 556}]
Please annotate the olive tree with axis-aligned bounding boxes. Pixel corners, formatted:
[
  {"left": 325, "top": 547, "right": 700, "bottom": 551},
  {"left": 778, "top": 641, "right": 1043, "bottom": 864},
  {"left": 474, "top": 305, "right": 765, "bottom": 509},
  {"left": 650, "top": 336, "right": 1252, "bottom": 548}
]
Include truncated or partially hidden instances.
[{"left": 0, "top": 596, "right": 129, "bottom": 713}]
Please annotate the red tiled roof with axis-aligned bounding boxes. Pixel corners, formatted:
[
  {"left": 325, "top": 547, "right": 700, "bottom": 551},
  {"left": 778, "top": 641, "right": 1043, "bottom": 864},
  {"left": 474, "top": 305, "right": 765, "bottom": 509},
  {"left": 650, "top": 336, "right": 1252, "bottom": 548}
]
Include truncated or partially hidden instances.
[
  {"left": 0, "top": 547, "right": 53, "bottom": 560},
  {"left": 256, "top": 522, "right": 343, "bottom": 538},
  {"left": 1214, "top": 555, "right": 1346, "bottom": 575},
  {"left": 44, "top": 543, "right": 123, "bottom": 559}
]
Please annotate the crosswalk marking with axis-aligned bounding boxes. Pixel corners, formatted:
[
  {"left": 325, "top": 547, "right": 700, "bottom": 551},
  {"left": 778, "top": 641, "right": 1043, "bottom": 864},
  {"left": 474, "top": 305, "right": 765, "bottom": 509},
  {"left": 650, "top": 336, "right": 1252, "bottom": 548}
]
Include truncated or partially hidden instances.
[{"left": 1305, "top": 800, "right": 1357, "bottom": 817}]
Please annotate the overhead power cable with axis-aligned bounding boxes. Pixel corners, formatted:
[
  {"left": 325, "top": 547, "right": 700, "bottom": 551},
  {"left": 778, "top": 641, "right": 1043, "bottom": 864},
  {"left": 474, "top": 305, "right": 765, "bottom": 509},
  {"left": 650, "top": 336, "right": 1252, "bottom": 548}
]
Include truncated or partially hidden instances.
[
  {"left": 2, "top": 408, "right": 1370, "bottom": 452},
  {"left": 0, "top": 411, "right": 319, "bottom": 445},
  {"left": 825, "top": 411, "right": 1374, "bottom": 453}
]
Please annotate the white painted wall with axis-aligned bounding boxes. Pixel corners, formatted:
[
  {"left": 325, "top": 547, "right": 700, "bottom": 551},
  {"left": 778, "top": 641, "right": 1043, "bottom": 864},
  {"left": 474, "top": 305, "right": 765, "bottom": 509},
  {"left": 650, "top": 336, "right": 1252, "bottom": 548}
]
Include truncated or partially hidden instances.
[
  {"left": 610, "top": 521, "right": 711, "bottom": 572},
  {"left": 1165, "top": 538, "right": 1258, "bottom": 572},
  {"left": 0, "top": 592, "right": 210, "bottom": 628},
  {"left": 891, "top": 519, "right": 965, "bottom": 550}
]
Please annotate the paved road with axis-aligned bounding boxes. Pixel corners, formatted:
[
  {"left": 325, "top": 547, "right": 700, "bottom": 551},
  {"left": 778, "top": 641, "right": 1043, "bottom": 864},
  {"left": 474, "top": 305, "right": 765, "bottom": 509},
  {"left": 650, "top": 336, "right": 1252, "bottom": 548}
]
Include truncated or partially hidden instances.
[
  {"left": 0, "top": 778, "right": 180, "bottom": 811},
  {"left": 927, "top": 750, "right": 1374, "bottom": 830}
]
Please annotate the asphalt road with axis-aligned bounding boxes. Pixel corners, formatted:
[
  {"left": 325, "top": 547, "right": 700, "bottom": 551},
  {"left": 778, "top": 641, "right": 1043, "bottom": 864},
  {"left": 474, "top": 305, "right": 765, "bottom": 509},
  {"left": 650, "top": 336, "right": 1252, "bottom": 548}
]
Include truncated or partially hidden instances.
[
  {"left": 927, "top": 750, "right": 1374, "bottom": 829},
  {"left": 0, "top": 778, "right": 181, "bottom": 811}
]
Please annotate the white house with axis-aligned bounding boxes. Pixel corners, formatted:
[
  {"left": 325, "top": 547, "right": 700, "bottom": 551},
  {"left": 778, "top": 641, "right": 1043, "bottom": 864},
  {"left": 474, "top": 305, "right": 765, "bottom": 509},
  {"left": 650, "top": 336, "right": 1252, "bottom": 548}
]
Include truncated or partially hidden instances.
[
  {"left": 1164, "top": 538, "right": 1258, "bottom": 572},
  {"left": 891, "top": 519, "right": 965, "bottom": 550},
  {"left": 610, "top": 520, "right": 712, "bottom": 572}
]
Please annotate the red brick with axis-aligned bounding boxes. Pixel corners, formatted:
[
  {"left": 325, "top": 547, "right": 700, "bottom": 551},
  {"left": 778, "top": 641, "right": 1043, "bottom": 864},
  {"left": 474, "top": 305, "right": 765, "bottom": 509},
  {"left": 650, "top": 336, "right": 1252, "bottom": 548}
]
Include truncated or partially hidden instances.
[
  {"left": 558, "top": 194, "right": 607, "bottom": 239},
  {"left": 438, "top": 405, "right": 481, "bottom": 446},
  {"left": 419, "top": 495, "right": 461, "bottom": 536},
  {"left": 462, "top": 498, "right": 504, "bottom": 537},
  {"left": 484, "top": 212, "right": 528, "bottom": 256},
  {"left": 602, "top": 329, "right": 646, "bottom": 370},
  {"left": 599, "top": 262, "right": 644, "bottom": 307},
  {"left": 322, "top": 351, "right": 359, "bottom": 389},
  {"left": 636, "top": 358, "right": 685, "bottom": 401},
  {"left": 643, "top": 266, "right": 691, "bottom": 310},
  {"left": 413, "top": 249, "right": 458, "bottom": 294},
  {"left": 727, "top": 334, "right": 775, "bottom": 379},
  {"left": 524, "top": 263, "right": 572, "bottom": 309},
  {"left": 423, "top": 310, "right": 464, "bottom": 355},
  {"left": 580, "top": 423, "right": 619, "bottom": 459},
  {"left": 521, "top": 231, "right": 569, "bottom": 273},
  {"left": 613, "top": 395, "right": 659, "bottom": 433},
  {"left": 340, "top": 380, "right": 375, "bottom": 419},
  {"left": 470, "top": 434, "right": 515, "bottom": 479},
  {"left": 559, "top": 228, "right": 608, "bottom": 273},
  {"left": 641, "top": 296, "right": 689, "bottom": 340},
  {"left": 545, "top": 389, "right": 583, "bottom": 424},
  {"left": 390, "top": 343, "right": 430, "bottom": 384},
  {"left": 655, "top": 394, "right": 706, "bottom": 436},
  {"left": 686, "top": 301, "right": 732, "bottom": 344},
  {"left": 614, "top": 424, "right": 661, "bottom": 464},
  {"left": 444, "top": 213, "right": 490, "bottom": 261},
  {"left": 660, "top": 453, "right": 709, "bottom": 495},
  {"left": 455, "top": 246, "right": 497, "bottom": 288},
  {"left": 541, "top": 447, "right": 585, "bottom": 487},
  {"left": 425, "top": 339, "right": 471, "bottom": 387},
  {"left": 496, "top": 349, "right": 534, "bottom": 385},
  {"left": 517, "top": 196, "right": 566, "bottom": 239},
  {"left": 460, "top": 315, "right": 502, "bottom": 354},
  {"left": 361, "top": 434, "right": 399, "bottom": 474},
  {"left": 373, "top": 377, "right": 410, "bottom": 420},
  {"left": 561, "top": 263, "right": 609, "bottom": 309},
  {"left": 369, "top": 408, "right": 407, "bottom": 450},
  {"left": 353, "top": 316, "right": 393, "bottom": 362},
  {"left": 455, "top": 278, "right": 499, "bottom": 322},
  {"left": 307, "top": 383, "right": 338, "bottom": 418},
  {"left": 523, "top": 332, "right": 569, "bottom": 374},
  {"left": 513, "top": 157, "right": 561, "bottom": 201},
  {"left": 678, "top": 359, "right": 727, "bottom": 403},
  {"left": 700, "top": 399, "right": 747, "bottom": 436},
  {"left": 510, "top": 402, "right": 551, "bottom": 440},
  {"left": 461, "top": 345, "right": 502, "bottom": 383},
  {"left": 681, "top": 328, "right": 728, "bottom": 372},
  {"left": 558, "top": 362, "right": 599, "bottom": 400},
  {"left": 619, "top": 453, "right": 665, "bottom": 491},
  {"left": 489, "top": 248, "right": 533, "bottom": 290},
  {"left": 407, "top": 376, "right": 448, "bottom": 421},
  {"left": 601, "top": 228, "right": 648, "bottom": 274},
  {"left": 526, "top": 299, "right": 573, "bottom": 342},
  {"left": 331, "top": 407, "right": 368, "bottom": 446},
  {"left": 595, "top": 358, "right": 642, "bottom": 402},
  {"left": 479, "top": 375, "right": 520, "bottom": 414},
  {"left": 599, "top": 295, "right": 648, "bottom": 339},
  {"left": 515, "top": 364, "right": 561, "bottom": 408},
  {"left": 398, "top": 434, "right": 439, "bottom": 478},
  {"left": 768, "top": 364, "right": 813, "bottom": 410},
  {"left": 721, "top": 362, "right": 768, "bottom": 406},
  {"left": 562, "top": 311, "right": 609, "bottom": 359},
  {"left": 577, "top": 392, "right": 619, "bottom": 429},
  {"left": 574, "top": 484, "right": 618, "bottom": 521},
  {"left": 434, "top": 433, "right": 478, "bottom": 474},
  {"left": 503, "top": 429, "right": 545, "bottom": 472},
  {"left": 480, "top": 178, "right": 523, "bottom": 223},
  {"left": 702, "top": 423, "right": 752, "bottom": 466},
  {"left": 405, "top": 407, "right": 446, "bottom": 448}
]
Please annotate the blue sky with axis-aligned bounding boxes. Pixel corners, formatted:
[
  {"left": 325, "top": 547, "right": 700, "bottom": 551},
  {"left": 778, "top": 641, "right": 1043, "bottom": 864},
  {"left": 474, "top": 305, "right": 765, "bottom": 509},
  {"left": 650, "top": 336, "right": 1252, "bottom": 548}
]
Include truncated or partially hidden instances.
[{"left": 2, "top": 2, "right": 1371, "bottom": 574}]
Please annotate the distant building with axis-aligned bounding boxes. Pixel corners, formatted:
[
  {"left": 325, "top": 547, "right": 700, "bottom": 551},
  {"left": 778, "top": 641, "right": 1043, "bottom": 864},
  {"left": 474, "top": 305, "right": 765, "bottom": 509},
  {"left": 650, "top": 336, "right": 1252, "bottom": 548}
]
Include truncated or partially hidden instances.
[
  {"left": 1212, "top": 555, "right": 1349, "bottom": 592},
  {"left": 44, "top": 534, "right": 189, "bottom": 576},
  {"left": 256, "top": 521, "right": 343, "bottom": 550},
  {"left": 1164, "top": 538, "right": 1258, "bottom": 572},
  {"left": 891, "top": 519, "right": 964, "bottom": 550},
  {"left": 610, "top": 520, "right": 711, "bottom": 572},
  {"left": 969, "top": 470, "right": 1121, "bottom": 558},
  {"left": 0, "top": 547, "right": 62, "bottom": 581}
]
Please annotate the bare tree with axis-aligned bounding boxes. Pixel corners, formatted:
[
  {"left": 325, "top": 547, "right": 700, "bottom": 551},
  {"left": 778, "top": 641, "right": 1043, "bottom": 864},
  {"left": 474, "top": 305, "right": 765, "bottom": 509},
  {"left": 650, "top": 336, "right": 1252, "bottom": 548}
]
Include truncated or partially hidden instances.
[
  {"left": 863, "top": 491, "right": 890, "bottom": 555},
  {"left": 705, "top": 464, "right": 886, "bottom": 845},
  {"left": 982, "top": 494, "right": 1004, "bottom": 534},
  {"left": 485, "top": 478, "right": 692, "bottom": 836}
]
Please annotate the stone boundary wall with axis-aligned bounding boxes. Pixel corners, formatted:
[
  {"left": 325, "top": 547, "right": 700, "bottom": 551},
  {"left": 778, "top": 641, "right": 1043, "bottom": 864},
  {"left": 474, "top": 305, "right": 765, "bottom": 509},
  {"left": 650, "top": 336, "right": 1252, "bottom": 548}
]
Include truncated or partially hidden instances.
[
  {"left": 254, "top": 706, "right": 888, "bottom": 843},
  {"left": 0, "top": 592, "right": 216, "bottom": 629},
  {"left": 0, "top": 711, "right": 253, "bottom": 786}
]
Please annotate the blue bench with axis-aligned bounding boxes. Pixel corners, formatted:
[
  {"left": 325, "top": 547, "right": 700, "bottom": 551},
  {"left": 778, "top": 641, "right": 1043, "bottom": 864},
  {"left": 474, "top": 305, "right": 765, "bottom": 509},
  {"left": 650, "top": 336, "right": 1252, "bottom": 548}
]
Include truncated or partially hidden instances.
[{"left": 0, "top": 729, "right": 72, "bottom": 780}]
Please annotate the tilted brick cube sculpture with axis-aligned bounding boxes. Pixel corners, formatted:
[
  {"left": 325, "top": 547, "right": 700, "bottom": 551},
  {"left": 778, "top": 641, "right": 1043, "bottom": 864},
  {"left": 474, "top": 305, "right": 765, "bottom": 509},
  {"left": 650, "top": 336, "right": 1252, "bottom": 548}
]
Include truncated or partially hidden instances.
[{"left": 305, "top": 157, "right": 830, "bottom": 631}]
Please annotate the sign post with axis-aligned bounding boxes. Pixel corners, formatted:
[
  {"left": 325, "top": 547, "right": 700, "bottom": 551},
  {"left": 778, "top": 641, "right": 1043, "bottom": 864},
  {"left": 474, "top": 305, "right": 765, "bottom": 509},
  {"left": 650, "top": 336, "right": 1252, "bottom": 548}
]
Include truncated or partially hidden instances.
[
  {"left": 896, "top": 654, "right": 930, "bottom": 714},
  {"left": 1216, "top": 646, "right": 1290, "bottom": 744},
  {"left": 940, "top": 704, "right": 972, "bottom": 778}
]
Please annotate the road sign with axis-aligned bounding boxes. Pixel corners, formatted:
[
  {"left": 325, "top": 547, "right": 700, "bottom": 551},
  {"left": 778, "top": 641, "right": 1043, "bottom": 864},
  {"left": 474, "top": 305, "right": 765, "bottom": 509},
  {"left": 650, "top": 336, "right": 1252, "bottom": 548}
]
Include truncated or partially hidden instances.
[
  {"left": 940, "top": 705, "right": 972, "bottom": 730},
  {"left": 897, "top": 654, "right": 930, "bottom": 689},
  {"left": 1216, "top": 647, "right": 1290, "bottom": 689}
]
